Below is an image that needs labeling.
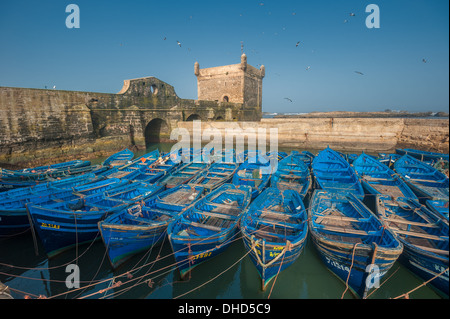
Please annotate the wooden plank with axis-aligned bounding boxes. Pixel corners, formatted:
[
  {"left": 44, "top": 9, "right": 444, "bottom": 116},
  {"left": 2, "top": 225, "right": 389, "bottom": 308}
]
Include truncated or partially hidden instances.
[
  {"left": 413, "top": 245, "right": 449, "bottom": 256},
  {"left": 188, "top": 221, "right": 223, "bottom": 232},
  {"left": 196, "top": 210, "right": 236, "bottom": 220},
  {"left": 318, "top": 225, "right": 368, "bottom": 236},
  {"left": 316, "top": 215, "right": 361, "bottom": 222},
  {"left": 390, "top": 228, "right": 447, "bottom": 241},
  {"left": 385, "top": 218, "right": 438, "bottom": 228}
]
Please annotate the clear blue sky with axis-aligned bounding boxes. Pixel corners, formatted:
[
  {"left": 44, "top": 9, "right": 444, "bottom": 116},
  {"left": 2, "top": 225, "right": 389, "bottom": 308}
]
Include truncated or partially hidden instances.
[{"left": 0, "top": 0, "right": 448, "bottom": 113}]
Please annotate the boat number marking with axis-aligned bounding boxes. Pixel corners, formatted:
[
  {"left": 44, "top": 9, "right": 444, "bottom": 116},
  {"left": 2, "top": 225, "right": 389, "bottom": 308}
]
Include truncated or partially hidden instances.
[
  {"left": 41, "top": 222, "right": 60, "bottom": 229},
  {"left": 191, "top": 251, "right": 212, "bottom": 260}
]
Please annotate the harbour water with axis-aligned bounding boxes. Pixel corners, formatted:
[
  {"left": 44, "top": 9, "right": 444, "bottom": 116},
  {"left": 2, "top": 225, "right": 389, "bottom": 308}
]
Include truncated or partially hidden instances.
[{"left": 0, "top": 143, "right": 446, "bottom": 300}]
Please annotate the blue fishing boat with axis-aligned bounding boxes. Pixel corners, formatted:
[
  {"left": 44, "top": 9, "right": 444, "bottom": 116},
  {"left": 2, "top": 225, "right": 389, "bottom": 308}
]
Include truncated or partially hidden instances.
[
  {"left": 99, "top": 184, "right": 204, "bottom": 269},
  {"left": 308, "top": 190, "right": 403, "bottom": 299},
  {"left": 375, "top": 195, "right": 449, "bottom": 298},
  {"left": 232, "top": 153, "right": 275, "bottom": 199},
  {"left": 211, "top": 148, "right": 236, "bottom": 163},
  {"left": 0, "top": 177, "right": 128, "bottom": 237},
  {"left": 396, "top": 148, "right": 449, "bottom": 163},
  {"left": 394, "top": 155, "right": 449, "bottom": 203},
  {"left": 296, "top": 150, "right": 315, "bottom": 167},
  {"left": 158, "top": 161, "right": 209, "bottom": 188},
  {"left": 168, "top": 184, "right": 252, "bottom": 278},
  {"left": 426, "top": 200, "right": 449, "bottom": 222},
  {"left": 118, "top": 149, "right": 161, "bottom": 172},
  {"left": 26, "top": 183, "right": 164, "bottom": 257},
  {"left": 19, "top": 159, "right": 91, "bottom": 174},
  {"left": 188, "top": 162, "right": 239, "bottom": 192},
  {"left": 377, "top": 153, "right": 402, "bottom": 169},
  {"left": 353, "top": 153, "right": 418, "bottom": 200},
  {"left": 312, "top": 147, "right": 365, "bottom": 200},
  {"left": 240, "top": 187, "right": 308, "bottom": 290},
  {"left": 128, "top": 152, "right": 180, "bottom": 184},
  {"left": 103, "top": 149, "right": 134, "bottom": 167},
  {"left": 271, "top": 151, "right": 312, "bottom": 199}
]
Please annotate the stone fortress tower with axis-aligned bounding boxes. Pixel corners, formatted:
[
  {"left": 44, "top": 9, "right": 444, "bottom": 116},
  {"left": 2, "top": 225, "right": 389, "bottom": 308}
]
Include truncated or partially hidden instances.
[{"left": 194, "top": 54, "right": 265, "bottom": 114}]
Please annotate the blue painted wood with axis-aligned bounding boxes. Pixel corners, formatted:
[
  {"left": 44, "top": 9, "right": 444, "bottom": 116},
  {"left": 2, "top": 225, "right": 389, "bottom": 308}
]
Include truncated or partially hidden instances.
[
  {"left": 353, "top": 152, "right": 418, "bottom": 200},
  {"left": 309, "top": 190, "right": 403, "bottom": 298},
  {"left": 168, "top": 183, "right": 252, "bottom": 278},
  {"left": 271, "top": 151, "right": 312, "bottom": 199},
  {"left": 394, "top": 155, "right": 449, "bottom": 202},
  {"left": 312, "top": 147, "right": 365, "bottom": 200},
  {"left": 99, "top": 184, "right": 204, "bottom": 269},
  {"left": 375, "top": 195, "right": 449, "bottom": 298},
  {"left": 241, "top": 187, "right": 308, "bottom": 291}
]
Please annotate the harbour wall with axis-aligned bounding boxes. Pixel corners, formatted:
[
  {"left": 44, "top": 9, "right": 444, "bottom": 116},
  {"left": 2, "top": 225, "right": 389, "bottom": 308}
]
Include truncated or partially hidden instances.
[
  {"left": 177, "top": 117, "right": 449, "bottom": 154},
  {"left": 0, "top": 83, "right": 447, "bottom": 167}
]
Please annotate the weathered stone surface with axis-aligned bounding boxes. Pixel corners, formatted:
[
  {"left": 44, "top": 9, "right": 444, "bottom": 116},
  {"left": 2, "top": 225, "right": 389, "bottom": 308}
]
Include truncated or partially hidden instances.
[
  {"left": 0, "top": 65, "right": 262, "bottom": 166},
  {"left": 177, "top": 118, "right": 449, "bottom": 153}
]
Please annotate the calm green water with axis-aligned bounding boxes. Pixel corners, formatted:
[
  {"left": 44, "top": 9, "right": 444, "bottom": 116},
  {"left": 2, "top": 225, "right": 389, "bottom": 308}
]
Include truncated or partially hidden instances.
[{"left": 0, "top": 143, "right": 445, "bottom": 300}]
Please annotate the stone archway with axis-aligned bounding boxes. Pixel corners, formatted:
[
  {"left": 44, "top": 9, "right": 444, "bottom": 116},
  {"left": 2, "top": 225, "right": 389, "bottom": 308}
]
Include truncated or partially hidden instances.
[
  {"left": 144, "top": 118, "right": 170, "bottom": 146},
  {"left": 185, "top": 113, "right": 201, "bottom": 121}
]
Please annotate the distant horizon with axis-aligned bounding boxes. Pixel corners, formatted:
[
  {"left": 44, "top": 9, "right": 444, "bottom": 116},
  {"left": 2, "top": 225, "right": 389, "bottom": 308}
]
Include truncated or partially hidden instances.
[{"left": 0, "top": 0, "right": 448, "bottom": 113}]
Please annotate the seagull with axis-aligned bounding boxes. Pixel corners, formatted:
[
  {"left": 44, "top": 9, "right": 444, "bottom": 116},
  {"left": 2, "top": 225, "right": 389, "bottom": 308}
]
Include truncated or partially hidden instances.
[
  {"left": 296, "top": 41, "right": 301, "bottom": 47},
  {"left": 177, "top": 40, "right": 181, "bottom": 47},
  {"left": 422, "top": 58, "right": 427, "bottom": 63},
  {"left": 350, "top": 13, "right": 356, "bottom": 16},
  {"left": 306, "top": 66, "right": 311, "bottom": 71},
  {"left": 284, "top": 98, "right": 293, "bottom": 102},
  {"left": 354, "top": 71, "right": 364, "bottom": 75}
]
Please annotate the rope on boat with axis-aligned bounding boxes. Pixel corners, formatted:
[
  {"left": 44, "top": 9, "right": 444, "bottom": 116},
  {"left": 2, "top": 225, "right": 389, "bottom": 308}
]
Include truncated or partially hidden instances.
[
  {"left": 341, "top": 242, "right": 362, "bottom": 299},
  {"left": 393, "top": 267, "right": 449, "bottom": 299},
  {"left": 173, "top": 237, "right": 257, "bottom": 299}
]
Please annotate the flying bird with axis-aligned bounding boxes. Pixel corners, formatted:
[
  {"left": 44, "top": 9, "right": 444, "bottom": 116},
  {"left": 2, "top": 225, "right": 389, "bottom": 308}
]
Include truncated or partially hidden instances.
[
  {"left": 306, "top": 66, "right": 311, "bottom": 71},
  {"left": 344, "top": 19, "right": 348, "bottom": 23},
  {"left": 350, "top": 13, "right": 356, "bottom": 16},
  {"left": 284, "top": 98, "right": 293, "bottom": 102},
  {"left": 354, "top": 71, "right": 364, "bottom": 75},
  {"left": 422, "top": 58, "right": 427, "bottom": 63},
  {"left": 177, "top": 40, "right": 181, "bottom": 47},
  {"left": 296, "top": 41, "right": 301, "bottom": 47},
  {"left": 163, "top": 37, "right": 166, "bottom": 40}
]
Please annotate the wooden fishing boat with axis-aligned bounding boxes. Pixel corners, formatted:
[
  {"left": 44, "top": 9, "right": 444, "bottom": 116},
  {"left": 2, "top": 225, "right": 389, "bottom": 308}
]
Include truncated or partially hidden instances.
[
  {"left": 270, "top": 151, "right": 312, "bottom": 199},
  {"left": 118, "top": 149, "right": 161, "bottom": 172},
  {"left": 232, "top": 153, "right": 275, "bottom": 199},
  {"left": 375, "top": 195, "right": 449, "bottom": 297},
  {"left": 240, "top": 187, "right": 308, "bottom": 290},
  {"left": 394, "top": 155, "right": 449, "bottom": 203},
  {"left": 103, "top": 149, "right": 134, "bottom": 167},
  {"left": 353, "top": 153, "right": 418, "bottom": 200},
  {"left": 426, "top": 200, "right": 449, "bottom": 222},
  {"left": 211, "top": 148, "right": 236, "bottom": 163},
  {"left": 308, "top": 190, "right": 403, "bottom": 299},
  {"left": 168, "top": 184, "right": 252, "bottom": 278},
  {"left": 0, "top": 160, "right": 95, "bottom": 191},
  {"left": 99, "top": 184, "right": 204, "bottom": 269},
  {"left": 127, "top": 153, "right": 180, "bottom": 184},
  {"left": 0, "top": 177, "right": 128, "bottom": 237},
  {"left": 377, "top": 153, "right": 402, "bottom": 169},
  {"left": 158, "top": 162, "right": 209, "bottom": 188},
  {"left": 312, "top": 147, "right": 365, "bottom": 200},
  {"left": 396, "top": 148, "right": 449, "bottom": 163},
  {"left": 26, "top": 182, "right": 164, "bottom": 258},
  {"left": 295, "top": 150, "right": 315, "bottom": 167},
  {"left": 188, "top": 162, "right": 239, "bottom": 192}
]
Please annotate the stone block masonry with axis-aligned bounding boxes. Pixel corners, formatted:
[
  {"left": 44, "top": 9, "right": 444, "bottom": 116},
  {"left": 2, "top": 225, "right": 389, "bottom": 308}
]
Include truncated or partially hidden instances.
[
  {"left": 177, "top": 118, "right": 449, "bottom": 154},
  {"left": 0, "top": 75, "right": 260, "bottom": 167}
]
